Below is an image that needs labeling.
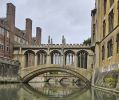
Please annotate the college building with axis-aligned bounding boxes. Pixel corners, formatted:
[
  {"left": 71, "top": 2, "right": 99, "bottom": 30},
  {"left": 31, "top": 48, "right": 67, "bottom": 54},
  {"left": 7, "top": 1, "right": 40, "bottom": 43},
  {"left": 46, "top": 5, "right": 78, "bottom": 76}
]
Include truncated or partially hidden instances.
[
  {"left": 0, "top": 3, "right": 42, "bottom": 59},
  {"left": 91, "top": 0, "right": 119, "bottom": 71}
]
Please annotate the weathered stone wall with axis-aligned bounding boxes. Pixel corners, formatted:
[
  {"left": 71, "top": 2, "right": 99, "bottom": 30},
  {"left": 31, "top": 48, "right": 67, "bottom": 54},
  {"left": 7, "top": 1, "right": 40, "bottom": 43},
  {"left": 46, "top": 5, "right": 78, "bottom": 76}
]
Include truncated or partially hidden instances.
[
  {"left": 0, "top": 58, "right": 20, "bottom": 82},
  {"left": 92, "top": 68, "right": 119, "bottom": 92}
]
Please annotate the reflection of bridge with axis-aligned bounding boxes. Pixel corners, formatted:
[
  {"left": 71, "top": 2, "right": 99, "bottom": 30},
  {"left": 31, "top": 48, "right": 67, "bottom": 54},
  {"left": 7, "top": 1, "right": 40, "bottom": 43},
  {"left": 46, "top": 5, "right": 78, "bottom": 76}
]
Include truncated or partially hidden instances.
[
  {"left": 13, "top": 44, "right": 93, "bottom": 85},
  {"left": 23, "top": 83, "right": 88, "bottom": 99}
]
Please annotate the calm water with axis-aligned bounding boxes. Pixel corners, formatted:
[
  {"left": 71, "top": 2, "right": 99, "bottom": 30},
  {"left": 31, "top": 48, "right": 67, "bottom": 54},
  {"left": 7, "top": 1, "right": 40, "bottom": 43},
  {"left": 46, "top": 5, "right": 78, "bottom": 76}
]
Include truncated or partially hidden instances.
[{"left": 0, "top": 82, "right": 119, "bottom": 100}]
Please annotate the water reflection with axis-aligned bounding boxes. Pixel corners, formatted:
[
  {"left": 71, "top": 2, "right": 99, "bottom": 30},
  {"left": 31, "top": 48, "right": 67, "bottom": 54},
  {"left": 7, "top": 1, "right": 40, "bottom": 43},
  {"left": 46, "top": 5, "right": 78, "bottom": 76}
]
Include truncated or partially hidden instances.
[
  {"left": 26, "top": 82, "right": 88, "bottom": 99},
  {"left": 0, "top": 83, "right": 118, "bottom": 100}
]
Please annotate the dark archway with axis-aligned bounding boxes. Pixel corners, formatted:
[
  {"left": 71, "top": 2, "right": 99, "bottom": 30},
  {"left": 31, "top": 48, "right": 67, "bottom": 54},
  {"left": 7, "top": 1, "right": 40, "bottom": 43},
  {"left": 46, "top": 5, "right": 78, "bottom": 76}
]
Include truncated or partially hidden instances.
[
  {"left": 50, "top": 50, "right": 61, "bottom": 64},
  {"left": 77, "top": 50, "right": 88, "bottom": 69},
  {"left": 24, "top": 50, "right": 35, "bottom": 67},
  {"left": 36, "top": 50, "right": 47, "bottom": 65},
  {"left": 64, "top": 50, "right": 75, "bottom": 65}
]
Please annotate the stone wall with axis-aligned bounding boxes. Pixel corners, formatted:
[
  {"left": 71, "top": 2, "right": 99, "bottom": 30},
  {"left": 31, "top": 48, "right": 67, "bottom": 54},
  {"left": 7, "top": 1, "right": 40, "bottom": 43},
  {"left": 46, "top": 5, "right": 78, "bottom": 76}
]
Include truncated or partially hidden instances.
[
  {"left": 92, "top": 68, "right": 119, "bottom": 92},
  {"left": 0, "top": 57, "right": 20, "bottom": 82}
]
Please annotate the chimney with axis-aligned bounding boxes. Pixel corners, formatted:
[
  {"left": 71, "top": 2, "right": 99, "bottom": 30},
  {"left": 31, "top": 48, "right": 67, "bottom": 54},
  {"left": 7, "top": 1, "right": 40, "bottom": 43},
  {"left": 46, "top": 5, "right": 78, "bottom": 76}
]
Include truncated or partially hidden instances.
[
  {"left": 7, "top": 3, "right": 15, "bottom": 31},
  {"left": 26, "top": 18, "right": 32, "bottom": 45},
  {"left": 7, "top": 3, "right": 15, "bottom": 58},
  {"left": 36, "top": 27, "right": 41, "bottom": 45}
]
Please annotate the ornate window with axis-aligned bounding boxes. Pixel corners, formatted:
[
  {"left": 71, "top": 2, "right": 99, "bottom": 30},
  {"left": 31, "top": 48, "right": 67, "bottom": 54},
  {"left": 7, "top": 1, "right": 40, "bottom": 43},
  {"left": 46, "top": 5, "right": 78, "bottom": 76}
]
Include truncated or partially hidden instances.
[
  {"left": 65, "top": 51, "right": 74, "bottom": 65},
  {"left": 77, "top": 51, "right": 88, "bottom": 69},
  {"left": 37, "top": 51, "right": 46, "bottom": 65},
  {"left": 107, "top": 39, "right": 113, "bottom": 57},
  {"left": 51, "top": 51, "right": 61, "bottom": 64},
  {"left": 24, "top": 50, "right": 35, "bottom": 67}
]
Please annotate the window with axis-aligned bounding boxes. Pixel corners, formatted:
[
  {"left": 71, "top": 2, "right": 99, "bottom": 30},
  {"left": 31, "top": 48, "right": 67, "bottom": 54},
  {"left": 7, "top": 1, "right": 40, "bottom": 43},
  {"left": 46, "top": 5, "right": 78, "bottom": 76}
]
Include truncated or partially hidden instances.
[
  {"left": 6, "top": 46, "right": 9, "bottom": 52},
  {"left": 116, "top": 34, "right": 119, "bottom": 53},
  {"left": 93, "top": 24, "right": 95, "bottom": 41},
  {"left": 104, "top": 0, "right": 107, "bottom": 15},
  {"left": 102, "top": 45, "right": 105, "bottom": 60},
  {"left": 107, "top": 39, "right": 113, "bottom": 57},
  {"left": 108, "top": 10, "right": 114, "bottom": 33},
  {"left": 0, "top": 41, "right": 4, "bottom": 50},
  {"left": 103, "top": 20, "right": 106, "bottom": 38},
  {"left": 78, "top": 51, "right": 88, "bottom": 69},
  {"left": 0, "top": 27, "right": 4, "bottom": 35},
  {"left": 118, "top": 0, "right": 119, "bottom": 24},
  {"left": 6, "top": 31, "right": 9, "bottom": 38},
  {"left": 110, "top": 0, "right": 114, "bottom": 7}
]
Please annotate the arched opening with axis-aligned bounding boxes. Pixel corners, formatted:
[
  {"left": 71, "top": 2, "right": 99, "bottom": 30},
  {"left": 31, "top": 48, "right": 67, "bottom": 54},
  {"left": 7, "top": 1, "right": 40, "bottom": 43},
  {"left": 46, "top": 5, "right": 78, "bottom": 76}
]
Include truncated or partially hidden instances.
[
  {"left": 24, "top": 50, "right": 35, "bottom": 67},
  {"left": 50, "top": 50, "right": 61, "bottom": 64},
  {"left": 77, "top": 50, "right": 88, "bottom": 69},
  {"left": 65, "top": 50, "right": 75, "bottom": 65},
  {"left": 37, "top": 50, "right": 47, "bottom": 65}
]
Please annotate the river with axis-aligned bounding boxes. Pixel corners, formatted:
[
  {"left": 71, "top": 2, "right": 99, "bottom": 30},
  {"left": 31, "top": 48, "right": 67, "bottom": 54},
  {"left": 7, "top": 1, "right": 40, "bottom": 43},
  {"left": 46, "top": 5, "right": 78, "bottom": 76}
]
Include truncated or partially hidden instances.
[{"left": 0, "top": 82, "right": 119, "bottom": 100}]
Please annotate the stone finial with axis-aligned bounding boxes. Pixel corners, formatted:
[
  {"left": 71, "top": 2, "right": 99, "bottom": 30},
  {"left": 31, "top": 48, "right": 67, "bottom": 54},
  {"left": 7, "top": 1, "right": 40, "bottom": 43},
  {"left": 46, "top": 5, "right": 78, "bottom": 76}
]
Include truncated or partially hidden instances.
[
  {"left": 51, "top": 38, "right": 53, "bottom": 44},
  {"left": 62, "top": 35, "right": 65, "bottom": 44},
  {"left": 48, "top": 36, "right": 51, "bottom": 44}
]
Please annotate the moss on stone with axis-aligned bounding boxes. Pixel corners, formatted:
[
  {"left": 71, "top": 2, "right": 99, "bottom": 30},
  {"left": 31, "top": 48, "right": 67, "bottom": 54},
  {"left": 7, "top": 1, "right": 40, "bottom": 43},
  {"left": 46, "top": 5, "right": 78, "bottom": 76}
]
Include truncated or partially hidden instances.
[{"left": 104, "top": 77, "right": 118, "bottom": 88}]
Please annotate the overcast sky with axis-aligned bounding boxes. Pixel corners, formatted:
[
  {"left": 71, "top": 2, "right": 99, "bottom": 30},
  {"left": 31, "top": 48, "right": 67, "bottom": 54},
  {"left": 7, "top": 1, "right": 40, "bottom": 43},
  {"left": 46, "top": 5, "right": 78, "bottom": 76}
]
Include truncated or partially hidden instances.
[{"left": 0, "top": 0, "right": 95, "bottom": 44}]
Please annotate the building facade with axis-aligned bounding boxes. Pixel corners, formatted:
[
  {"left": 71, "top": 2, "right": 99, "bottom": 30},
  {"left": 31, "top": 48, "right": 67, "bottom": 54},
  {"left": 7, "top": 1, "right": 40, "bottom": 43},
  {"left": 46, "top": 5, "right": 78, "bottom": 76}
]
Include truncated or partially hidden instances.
[
  {"left": 0, "top": 3, "right": 42, "bottom": 59},
  {"left": 91, "top": 0, "right": 119, "bottom": 70}
]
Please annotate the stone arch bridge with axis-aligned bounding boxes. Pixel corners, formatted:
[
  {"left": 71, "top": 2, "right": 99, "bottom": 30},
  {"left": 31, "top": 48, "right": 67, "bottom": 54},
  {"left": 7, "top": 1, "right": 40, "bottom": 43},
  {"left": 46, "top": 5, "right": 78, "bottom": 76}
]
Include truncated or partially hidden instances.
[{"left": 13, "top": 44, "right": 94, "bottom": 85}]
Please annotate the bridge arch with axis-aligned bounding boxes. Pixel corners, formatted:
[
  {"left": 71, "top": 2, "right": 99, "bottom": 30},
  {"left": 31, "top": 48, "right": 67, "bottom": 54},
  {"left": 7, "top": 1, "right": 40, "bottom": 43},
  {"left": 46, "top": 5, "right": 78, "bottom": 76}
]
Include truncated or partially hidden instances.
[{"left": 20, "top": 66, "right": 91, "bottom": 86}]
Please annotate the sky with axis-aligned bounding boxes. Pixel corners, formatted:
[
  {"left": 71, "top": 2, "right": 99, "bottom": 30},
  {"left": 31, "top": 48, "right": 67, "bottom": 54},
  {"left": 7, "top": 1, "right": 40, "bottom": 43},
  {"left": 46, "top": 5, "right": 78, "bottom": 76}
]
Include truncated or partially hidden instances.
[{"left": 0, "top": 0, "right": 95, "bottom": 44}]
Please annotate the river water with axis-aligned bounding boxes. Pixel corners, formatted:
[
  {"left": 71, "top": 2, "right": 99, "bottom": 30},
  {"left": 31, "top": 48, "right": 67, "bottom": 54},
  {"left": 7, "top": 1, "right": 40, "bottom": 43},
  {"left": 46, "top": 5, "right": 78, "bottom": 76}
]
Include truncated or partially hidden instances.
[{"left": 0, "top": 82, "right": 119, "bottom": 100}]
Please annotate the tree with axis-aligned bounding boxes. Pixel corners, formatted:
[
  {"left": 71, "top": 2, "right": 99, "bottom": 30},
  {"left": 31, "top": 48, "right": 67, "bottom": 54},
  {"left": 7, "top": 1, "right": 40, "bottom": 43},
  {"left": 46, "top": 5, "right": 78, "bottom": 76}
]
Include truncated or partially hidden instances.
[{"left": 83, "top": 38, "right": 91, "bottom": 45}]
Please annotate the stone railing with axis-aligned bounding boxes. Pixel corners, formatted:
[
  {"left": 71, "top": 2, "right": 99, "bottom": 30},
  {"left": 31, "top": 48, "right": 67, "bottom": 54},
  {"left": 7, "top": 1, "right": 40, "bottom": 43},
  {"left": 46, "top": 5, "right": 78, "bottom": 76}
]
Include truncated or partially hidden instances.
[{"left": 14, "top": 43, "right": 91, "bottom": 49}]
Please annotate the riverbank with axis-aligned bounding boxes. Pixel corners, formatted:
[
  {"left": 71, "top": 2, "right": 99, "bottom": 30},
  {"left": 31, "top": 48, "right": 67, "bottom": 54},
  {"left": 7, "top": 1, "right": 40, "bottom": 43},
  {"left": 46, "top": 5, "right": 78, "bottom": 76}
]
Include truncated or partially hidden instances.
[{"left": 92, "top": 68, "right": 119, "bottom": 93}]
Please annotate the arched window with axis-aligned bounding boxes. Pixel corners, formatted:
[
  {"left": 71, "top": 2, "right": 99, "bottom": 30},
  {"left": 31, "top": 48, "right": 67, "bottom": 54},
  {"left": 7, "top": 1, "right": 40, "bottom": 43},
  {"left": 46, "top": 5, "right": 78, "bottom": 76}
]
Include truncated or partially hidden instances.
[
  {"left": 65, "top": 50, "right": 74, "bottom": 65},
  {"left": 51, "top": 51, "right": 61, "bottom": 64},
  {"left": 24, "top": 50, "right": 35, "bottom": 67},
  {"left": 37, "top": 51, "right": 47, "bottom": 65},
  {"left": 77, "top": 51, "right": 88, "bottom": 69}
]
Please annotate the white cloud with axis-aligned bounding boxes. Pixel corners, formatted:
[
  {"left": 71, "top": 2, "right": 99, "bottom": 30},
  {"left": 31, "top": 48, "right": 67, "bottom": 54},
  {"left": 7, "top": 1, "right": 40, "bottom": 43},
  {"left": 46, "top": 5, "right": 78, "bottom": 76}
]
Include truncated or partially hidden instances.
[{"left": 0, "top": 0, "right": 95, "bottom": 44}]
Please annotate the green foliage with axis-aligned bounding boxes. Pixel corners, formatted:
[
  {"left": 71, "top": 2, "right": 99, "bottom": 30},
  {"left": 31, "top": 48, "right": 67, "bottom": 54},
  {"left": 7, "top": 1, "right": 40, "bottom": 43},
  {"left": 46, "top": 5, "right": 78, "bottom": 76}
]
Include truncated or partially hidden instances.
[
  {"left": 83, "top": 38, "right": 91, "bottom": 45},
  {"left": 104, "top": 76, "right": 118, "bottom": 88}
]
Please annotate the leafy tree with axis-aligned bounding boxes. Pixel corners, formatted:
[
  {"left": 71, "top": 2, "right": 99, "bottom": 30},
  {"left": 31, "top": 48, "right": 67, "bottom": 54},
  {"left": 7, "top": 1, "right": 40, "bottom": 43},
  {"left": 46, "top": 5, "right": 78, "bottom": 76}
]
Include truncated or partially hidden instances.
[{"left": 83, "top": 38, "right": 91, "bottom": 45}]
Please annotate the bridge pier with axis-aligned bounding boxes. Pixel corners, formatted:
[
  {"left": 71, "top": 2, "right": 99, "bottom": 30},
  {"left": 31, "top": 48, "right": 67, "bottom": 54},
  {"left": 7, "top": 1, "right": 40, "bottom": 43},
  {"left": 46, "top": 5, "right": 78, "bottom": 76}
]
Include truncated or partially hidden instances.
[{"left": 35, "top": 55, "right": 37, "bottom": 67}]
